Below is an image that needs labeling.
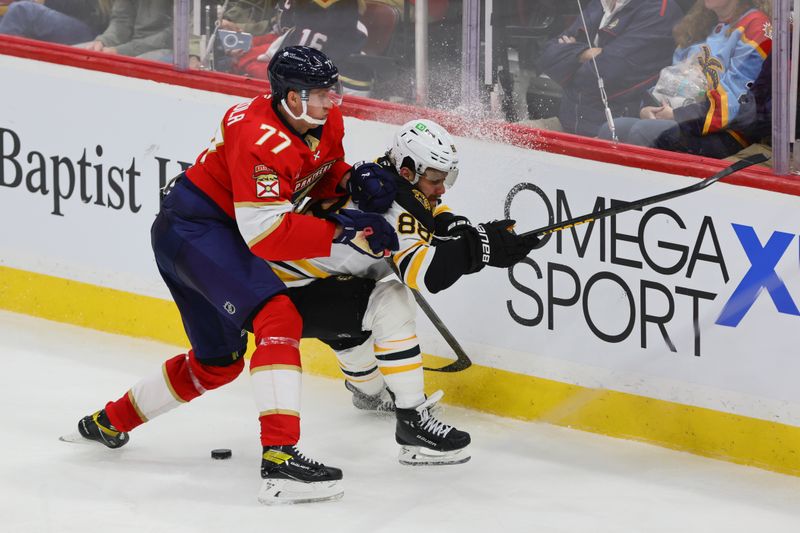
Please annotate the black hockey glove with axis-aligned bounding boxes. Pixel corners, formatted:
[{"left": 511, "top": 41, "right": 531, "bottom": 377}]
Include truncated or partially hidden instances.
[
  {"left": 346, "top": 161, "right": 398, "bottom": 213},
  {"left": 434, "top": 212, "right": 472, "bottom": 237},
  {"left": 328, "top": 209, "right": 400, "bottom": 255},
  {"left": 472, "top": 219, "right": 540, "bottom": 268}
]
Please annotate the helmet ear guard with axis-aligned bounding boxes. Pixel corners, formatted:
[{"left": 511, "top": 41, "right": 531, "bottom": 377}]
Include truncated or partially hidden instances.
[{"left": 389, "top": 120, "right": 459, "bottom": 188}]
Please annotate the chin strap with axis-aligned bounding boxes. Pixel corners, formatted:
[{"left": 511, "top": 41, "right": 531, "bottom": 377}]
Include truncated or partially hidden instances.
[{"left": 280, "top": 98, "right": 327, "bottom": 126}]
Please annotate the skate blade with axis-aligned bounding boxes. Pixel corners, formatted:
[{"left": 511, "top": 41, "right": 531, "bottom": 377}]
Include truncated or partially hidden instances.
[
  {"left": 59, "top": 431, "right": 92, "bottom": 445},
  {"left": 398, "top": 445, "right": 471, "bottom": 466},
  {"left": 257, "top": 478, "right": 343, "bottom": 505}
]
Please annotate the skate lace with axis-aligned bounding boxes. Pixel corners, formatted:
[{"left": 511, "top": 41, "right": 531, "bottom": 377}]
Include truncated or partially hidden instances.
[
  {"left": 416, "top": 390, "right": 452, "bottom": 438},
  {"left": 289, "top": 446, "right": 322, "bottom": 466}
]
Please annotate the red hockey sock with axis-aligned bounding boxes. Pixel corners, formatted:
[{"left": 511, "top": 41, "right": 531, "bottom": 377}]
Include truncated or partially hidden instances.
[{"left": 249, "top": 295, "right": 303, "bottom": 447}]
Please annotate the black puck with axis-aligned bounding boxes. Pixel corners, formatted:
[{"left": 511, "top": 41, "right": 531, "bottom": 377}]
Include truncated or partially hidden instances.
[{"left": 211, "top": 448, "right": 232, "bottom": 460}]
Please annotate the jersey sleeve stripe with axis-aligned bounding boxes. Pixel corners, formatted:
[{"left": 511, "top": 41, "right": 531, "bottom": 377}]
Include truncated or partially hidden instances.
[
  {"left": 234, "top": 200, "right": 291, "bottom": 208},
  {"left": 271, "top": 266, "right": 305, "bottom": 282},
  {"left": 292, "top": 259, "right": 332, "bottom": 279},
  {"left": 404, "top": 246, "right": 430, "bottom": 290},
  {"left": 433, "top": 204, "right": 452, "bottom": 216},
  {"left": 236, "top": 202, "right": 294, "bottom": 246},
  {"left": 246, "top": 214, "right": 285, "bottom": 248},
  {"left": 392, "top": 240, "right": 426, "bottom": 267}
]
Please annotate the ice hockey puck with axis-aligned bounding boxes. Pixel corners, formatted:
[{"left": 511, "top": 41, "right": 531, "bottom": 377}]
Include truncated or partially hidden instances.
[{"left": 211, "top": 448, "right": 232, "bottom": 460}]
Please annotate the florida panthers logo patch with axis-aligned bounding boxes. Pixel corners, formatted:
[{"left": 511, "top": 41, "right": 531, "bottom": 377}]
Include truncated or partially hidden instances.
[{"left": 253, "top": 164, "right": 279, "bottom": 198}]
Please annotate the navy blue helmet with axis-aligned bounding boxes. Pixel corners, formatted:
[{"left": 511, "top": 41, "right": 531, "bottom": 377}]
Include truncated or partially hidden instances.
[{"left": 268, "top": 46, "right": 340, "bottom": 102}]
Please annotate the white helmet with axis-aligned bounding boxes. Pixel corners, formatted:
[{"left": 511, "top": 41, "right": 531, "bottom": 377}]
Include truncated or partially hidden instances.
[{"left": 389, "top": 119, "right": 459, "bottom": 188}]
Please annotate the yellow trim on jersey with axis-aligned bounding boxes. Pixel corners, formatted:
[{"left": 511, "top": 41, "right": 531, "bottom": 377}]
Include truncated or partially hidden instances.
[
  {"left": 433, "top": 204, "right": 452, "bottom": 216},
  {"left": 738, "top": 28, "right": 769, "bottom": 59},
  {"left": 379, "top": 362, "right": 423, "bottom": 375},
  {"left": 392, "top": 240, "right": 426, "bottom": 267},
  {"left": 234, "top": 200, "right": 291, "bottom": 208},
  {"left": 271, "top": 266, "right": 306, "bottom": 283},
  {"left": 250, "top": 364, "right": 302, "bottom": 374},
  {"left": 247, "top": 214, "right": 285, "bottom": 248},
  {"left": 404, "top": 246, "right": 430, "bottom": 290},
  {"left": 292, "top": 259, "right": 331, "bottom": 279},
  {"left": 727, "top": 129, "right": 748, "bottom": 147}
]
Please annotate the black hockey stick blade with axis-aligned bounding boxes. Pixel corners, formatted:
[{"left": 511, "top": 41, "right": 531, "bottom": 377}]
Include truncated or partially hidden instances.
[
  {"left": 410, "top": 289, "right": 473, "bottom": 373},
  {"left": 520, "top": 153, "right": 768, "bottom": 239}
]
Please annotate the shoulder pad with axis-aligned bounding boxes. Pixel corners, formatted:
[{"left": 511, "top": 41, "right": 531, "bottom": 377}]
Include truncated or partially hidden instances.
[{"left": 395, "top": 181, "right": 435, "bottom": 232}]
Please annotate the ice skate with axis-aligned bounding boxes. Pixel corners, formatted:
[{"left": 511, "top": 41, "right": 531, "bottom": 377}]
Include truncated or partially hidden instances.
[
  {"left": 345, "top": 380, "right": 395, "bottom": 413},
  {"left": 258, "top": 445, "right": 343, "bottom": 505},
  {"left": 60, "top": 409, "right": 129, "bottom": 449},
  {"left": 395, "top": 390, "right": 470, "bottom": 466}
]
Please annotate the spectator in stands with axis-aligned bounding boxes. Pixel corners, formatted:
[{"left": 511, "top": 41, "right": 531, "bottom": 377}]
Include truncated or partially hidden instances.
[
  {"left": 206, "top": 0, "right": 278, "bottom": 76},
  {"left": 536, "top": 0, "right": 684, "bottom": 136},
  {"left": 253, "top": 0, "right": 374, "bottom": 95},
  {"left": 0, "top": 0, "right": 111, "bottom": 45},
  {"left": 652, "top": 52, "right": 772, "bottom": 160},
  {"left": 85, "top": 0, "right": 173, "bottom": 60},
  {"left": 598, "top": 0, "right": 771, "bottom": 147}
]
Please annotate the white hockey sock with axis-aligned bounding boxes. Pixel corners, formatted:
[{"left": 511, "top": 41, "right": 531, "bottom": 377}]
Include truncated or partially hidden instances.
[
  {"left": 335, "top": 338, "right": 386, "bottom": 397},
  {"left": 374, "top": 335, "right": 424, "bottom": 409}
]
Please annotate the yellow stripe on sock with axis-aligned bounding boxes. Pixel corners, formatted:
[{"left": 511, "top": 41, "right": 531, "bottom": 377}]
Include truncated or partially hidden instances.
[
  {"left": 162, "top": 363, "right": 187, "bottom": 403},
  {"left": 379, "top": 362, "right": 423, "bottom": 376},
  {"left": 259, "top": 409, "right": 300, "bottom": 417},
  {"left": 250, "top": 364, "right": 302, "bottom": 374},
  {"left": 127, "top": 390, "right": 148, "bottom": 423}
]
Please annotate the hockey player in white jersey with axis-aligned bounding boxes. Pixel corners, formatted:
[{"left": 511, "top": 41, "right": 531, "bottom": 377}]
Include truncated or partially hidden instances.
[{"left": 271, "top": 119, "right": 540, "bottom": 465}]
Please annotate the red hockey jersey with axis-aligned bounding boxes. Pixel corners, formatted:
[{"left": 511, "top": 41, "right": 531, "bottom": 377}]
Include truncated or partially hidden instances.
[{"left": 186, "top": 94, "right": 350, "bottom": 261}]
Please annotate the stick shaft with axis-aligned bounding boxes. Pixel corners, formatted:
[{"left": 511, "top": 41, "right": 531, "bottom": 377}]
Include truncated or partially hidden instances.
[
  {"left": 520, "top": 154, "right": 767, "bottom": 239},
  {"left": 410, "top": 288, "right": 473, "bottom": 373}
]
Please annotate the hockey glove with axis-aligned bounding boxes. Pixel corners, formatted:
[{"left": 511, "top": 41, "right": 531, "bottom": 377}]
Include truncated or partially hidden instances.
[
  {"left": 328, "top": 209, "right": 400, "bottom": 256},
  {"left": 473, "top": 219, "right": 540, "bottom": 268},
  {"left": 434, "top": 212, "right": 472, "bottom": 237},
  {"left": 346, "top": 161, "right": 398, "bottom": 213}
]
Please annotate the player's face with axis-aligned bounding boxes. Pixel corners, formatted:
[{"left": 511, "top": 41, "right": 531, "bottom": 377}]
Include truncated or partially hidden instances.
[
  {"left": 301, "top": 88, "right": 333, "bottom": 121},
  {"left": 417, "top": 169, "right": 448, "bottom": 206},
  {"left": 304, "top": 85, "right": 343, "bottom": 120}
]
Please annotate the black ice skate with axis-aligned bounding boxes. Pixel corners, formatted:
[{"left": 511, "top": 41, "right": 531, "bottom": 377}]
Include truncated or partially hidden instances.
[
  {"left": 395, "top": 390, "right": 471, "bottom": 465},
  {"left": 61, "top": 409, "right": 129, "bottom": 448},
  {"left": 345, "top": 380, "right": 395, "bottom": 413},
  {"left": 258, "top": 445, "right": 343, "bottom": 505}
]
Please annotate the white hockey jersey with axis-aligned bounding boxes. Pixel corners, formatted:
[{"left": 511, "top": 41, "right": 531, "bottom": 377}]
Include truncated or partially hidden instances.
[{"left": 269, "top": 183, "right": 449, "bottom": 294}]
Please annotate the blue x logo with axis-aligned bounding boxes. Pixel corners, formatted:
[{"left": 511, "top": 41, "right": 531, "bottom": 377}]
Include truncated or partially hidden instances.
[{"left": 716, "top": 224, "right": 799, "bottom": 327}]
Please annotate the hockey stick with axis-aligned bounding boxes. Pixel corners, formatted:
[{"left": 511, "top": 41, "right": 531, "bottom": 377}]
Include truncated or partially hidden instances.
[
  {"left": 384, "top": 258, "right": 472, "bottom": 373},
  {"left": 519, "top": 154, "right": 768, "bottom": 239},
  {"left": 410, "top": 288, "right": 473, "bottom": 373}
]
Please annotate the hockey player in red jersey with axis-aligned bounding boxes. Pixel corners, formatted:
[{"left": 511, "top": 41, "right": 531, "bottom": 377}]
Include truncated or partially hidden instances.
[
  {"left": 66, "top": 46, "right": 399, "bottom": 505},
  {"left": 272, "top": 119, "right": 541, "bottom": 465}
]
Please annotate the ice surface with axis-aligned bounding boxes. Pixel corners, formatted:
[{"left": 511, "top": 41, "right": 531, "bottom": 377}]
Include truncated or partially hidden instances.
[{"left": 1, "top": 310, "right": 798, "bottom": 533}]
